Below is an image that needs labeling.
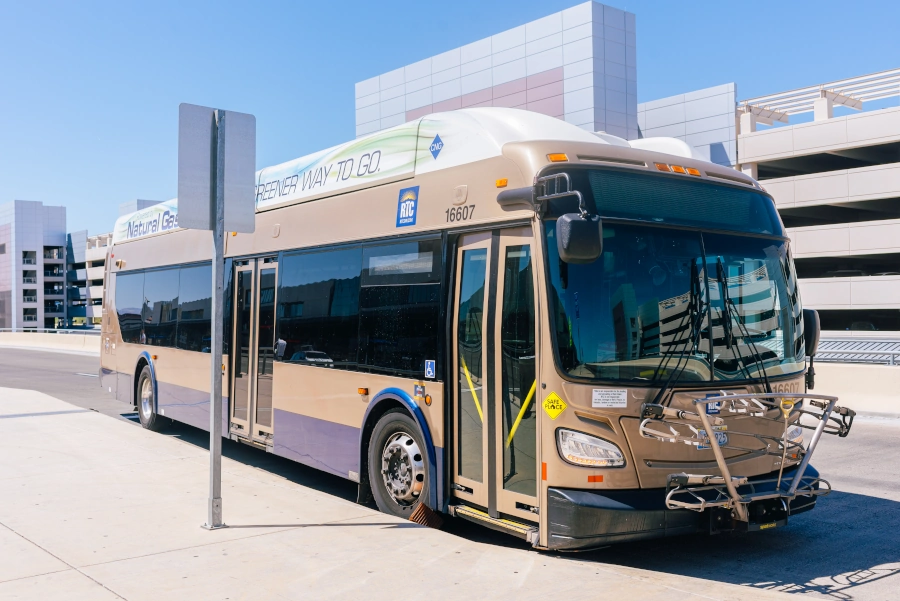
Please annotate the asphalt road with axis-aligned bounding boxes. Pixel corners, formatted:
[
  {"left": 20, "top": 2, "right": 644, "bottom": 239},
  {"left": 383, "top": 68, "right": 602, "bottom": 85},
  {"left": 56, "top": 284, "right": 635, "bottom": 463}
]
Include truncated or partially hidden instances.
[{"left": 2, "top": 347, "right": 898, "bottom": 601}]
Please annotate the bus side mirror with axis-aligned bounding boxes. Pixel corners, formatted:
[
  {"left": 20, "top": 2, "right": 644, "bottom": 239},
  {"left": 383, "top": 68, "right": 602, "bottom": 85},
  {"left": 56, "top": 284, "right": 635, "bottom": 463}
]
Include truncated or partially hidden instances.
[
  {"left": 803, "top": 309, "right": 820, "bottom": 357},
  {"left": 556, "top": 214, "right": 602, "bottom": 264}
]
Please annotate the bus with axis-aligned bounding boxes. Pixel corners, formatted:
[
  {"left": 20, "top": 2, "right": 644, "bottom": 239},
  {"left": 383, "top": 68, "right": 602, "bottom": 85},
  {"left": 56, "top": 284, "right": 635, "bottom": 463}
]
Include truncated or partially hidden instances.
[{"left": 100, "top": 108, "right": 854, "bottom": 550}]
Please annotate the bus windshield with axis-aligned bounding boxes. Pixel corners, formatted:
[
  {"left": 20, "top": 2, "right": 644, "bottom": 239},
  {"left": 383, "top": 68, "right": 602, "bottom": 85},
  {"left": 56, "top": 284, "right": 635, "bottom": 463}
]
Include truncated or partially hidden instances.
[{"left": 544, "top": 220, "right": 806, "bottom": 384}]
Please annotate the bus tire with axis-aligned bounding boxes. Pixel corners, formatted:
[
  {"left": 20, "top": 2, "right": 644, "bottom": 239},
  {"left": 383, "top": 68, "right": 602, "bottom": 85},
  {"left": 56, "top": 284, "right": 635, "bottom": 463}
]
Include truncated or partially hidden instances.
[
  {"left": 136, "top": 365, "right": 165, "bottom": 432},
  {"left": 368, "top": 410, "right": 429, "bottom": 519}
]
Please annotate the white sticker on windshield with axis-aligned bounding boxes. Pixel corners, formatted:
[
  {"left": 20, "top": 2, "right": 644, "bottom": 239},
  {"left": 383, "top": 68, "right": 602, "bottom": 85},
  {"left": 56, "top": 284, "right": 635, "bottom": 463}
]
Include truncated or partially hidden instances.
[{"left": 592, "top": 389, "right": 627, "bottom": 408}]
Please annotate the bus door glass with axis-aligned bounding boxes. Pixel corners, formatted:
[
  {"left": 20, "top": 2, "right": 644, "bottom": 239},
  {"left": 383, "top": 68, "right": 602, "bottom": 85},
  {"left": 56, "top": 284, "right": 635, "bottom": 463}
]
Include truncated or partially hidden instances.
[
  {"left": 452, "top": 227, "right": 539, "bottom": 523},
  {"left": 230, "top": 257, "right": 278, "bottom": 445}
]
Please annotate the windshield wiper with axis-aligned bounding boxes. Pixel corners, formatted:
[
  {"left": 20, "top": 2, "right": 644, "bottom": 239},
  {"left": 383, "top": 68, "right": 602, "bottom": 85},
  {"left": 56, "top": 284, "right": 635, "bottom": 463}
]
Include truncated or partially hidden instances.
[
  {"left": 650, "top": 259, "right": 708, "bottom": 406},
  {"left": 715, "top": 257, "right": 772, "bottom": 394}
]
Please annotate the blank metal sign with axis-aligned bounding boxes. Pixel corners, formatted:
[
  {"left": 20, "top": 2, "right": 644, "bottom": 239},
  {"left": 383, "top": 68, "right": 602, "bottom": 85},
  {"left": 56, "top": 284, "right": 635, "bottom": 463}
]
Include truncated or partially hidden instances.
[{"left": 177, "top": 103, "right": 256, "bottom": 233}]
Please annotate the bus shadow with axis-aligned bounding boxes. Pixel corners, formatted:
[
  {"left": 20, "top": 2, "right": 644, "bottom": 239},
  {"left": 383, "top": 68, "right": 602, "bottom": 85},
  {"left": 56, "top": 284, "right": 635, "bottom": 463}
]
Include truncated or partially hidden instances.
[
  {"left": 574, "top": 491, "right": 900, "bottom": 600},
  {"left": 154, "top": 419, "right": 900, "bottom": 599}
]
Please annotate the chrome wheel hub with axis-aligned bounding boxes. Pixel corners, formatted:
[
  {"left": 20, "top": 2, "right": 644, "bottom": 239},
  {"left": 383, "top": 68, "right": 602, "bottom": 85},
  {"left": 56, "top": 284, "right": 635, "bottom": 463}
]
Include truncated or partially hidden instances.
[
  {"left": 140, "top": 378, "right": 153, "bottom": 419},
  {"left": 381, "top": 431, "right": 425, "bottom": 506}
]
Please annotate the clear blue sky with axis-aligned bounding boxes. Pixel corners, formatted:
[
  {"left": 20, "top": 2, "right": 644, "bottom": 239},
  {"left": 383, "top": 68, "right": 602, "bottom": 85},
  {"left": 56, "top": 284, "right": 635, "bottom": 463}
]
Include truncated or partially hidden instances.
[{"left": 1, "top": 0, "right": 898, "bottom": 235}]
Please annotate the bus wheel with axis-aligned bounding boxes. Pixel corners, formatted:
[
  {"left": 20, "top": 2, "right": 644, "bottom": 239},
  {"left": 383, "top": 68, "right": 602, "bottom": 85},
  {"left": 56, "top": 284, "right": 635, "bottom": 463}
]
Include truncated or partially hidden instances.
[
  {"left": 137, "top": 365, "right": 165, "bottom": 432},
  {"left": 369, "top": 410, "right": 428, "bottom": 519}
]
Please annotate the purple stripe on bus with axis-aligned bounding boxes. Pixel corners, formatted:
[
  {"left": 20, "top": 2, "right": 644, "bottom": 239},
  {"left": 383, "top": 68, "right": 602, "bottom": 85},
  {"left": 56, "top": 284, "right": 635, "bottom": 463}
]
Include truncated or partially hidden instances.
[
  {"left": 272, "top": 409, "right": 360, "bottom": 479},
  {"left": 156, "top": 380, "right": 229, "bottom": 434}
]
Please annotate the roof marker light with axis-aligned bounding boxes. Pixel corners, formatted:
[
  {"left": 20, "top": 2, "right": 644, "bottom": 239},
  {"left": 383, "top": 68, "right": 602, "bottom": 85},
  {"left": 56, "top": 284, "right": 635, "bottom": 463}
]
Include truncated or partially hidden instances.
[
  {"left": 548, "top": 153, "right": 569, "bottom": 162},
  {"left": 654, "top": 163, "right": 671, "bottom": 172},
  {"left": 686, "top": 167, "right": 702, "bottom": 177},
  {"left": 671, "top": 165, "right": 687, "bottom": 174},
  {"left": 496, "top": 178, "right": 508, "bottom": 188}
]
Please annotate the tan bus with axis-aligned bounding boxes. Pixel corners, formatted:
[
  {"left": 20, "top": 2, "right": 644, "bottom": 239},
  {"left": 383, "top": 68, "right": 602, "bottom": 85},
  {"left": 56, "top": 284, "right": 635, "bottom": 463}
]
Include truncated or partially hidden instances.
[{"left": 100, "top": 108, "right": 854, "bottom": 550}]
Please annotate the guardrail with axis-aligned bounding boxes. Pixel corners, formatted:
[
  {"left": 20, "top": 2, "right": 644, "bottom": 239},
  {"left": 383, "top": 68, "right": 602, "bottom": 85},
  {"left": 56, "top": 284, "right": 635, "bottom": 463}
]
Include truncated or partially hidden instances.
[
  {"left": 817, "top": 339, "right": 900, "bottom": 366},
  {"left": 0, "top": 328, "right": 102, "bottom": 335}
]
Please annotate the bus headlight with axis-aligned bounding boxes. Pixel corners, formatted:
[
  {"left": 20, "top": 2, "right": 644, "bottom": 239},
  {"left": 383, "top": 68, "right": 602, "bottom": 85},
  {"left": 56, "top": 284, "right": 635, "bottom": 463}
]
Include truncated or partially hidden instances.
[{"left": 557, "top": 429, "right": 625, "bottom": 468}]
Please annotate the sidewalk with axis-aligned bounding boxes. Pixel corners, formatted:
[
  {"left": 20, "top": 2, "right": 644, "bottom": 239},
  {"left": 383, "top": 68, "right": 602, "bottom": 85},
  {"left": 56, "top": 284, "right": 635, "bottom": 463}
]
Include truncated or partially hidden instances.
[{"left": 0, "top": 387, "right": 793, "bottom": 601}]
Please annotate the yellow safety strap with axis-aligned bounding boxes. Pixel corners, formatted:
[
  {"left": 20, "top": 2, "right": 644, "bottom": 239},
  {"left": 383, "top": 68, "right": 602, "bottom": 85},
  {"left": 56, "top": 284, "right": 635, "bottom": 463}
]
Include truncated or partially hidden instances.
[
  {"left": 506, "top": 380, "right": 537, "bottom": 448},
  {"left": 460, "top": 355, "right": 484, "bottom": 423}
]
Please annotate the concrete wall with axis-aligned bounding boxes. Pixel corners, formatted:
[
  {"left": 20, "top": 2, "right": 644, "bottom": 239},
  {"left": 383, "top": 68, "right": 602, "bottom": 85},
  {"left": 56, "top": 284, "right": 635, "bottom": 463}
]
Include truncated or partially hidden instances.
[
  {"left": 355, "top": 1, "right": 638, "bottom": 139},
  {"left": 739, "top": 106, "right": 900, "bottom": 164},
  {"left": 798, "top": 275, "right": 900, "bottom": 310},
  {"left": 637, "top": 83, "right": 737, "bottom": 166},
  {"left": 0, "top": 332, "right": 100, "bottom": 354},
  {"left": 766, "top": 162, "right": 900, "bottom": 209},
  {"left": 814, "top": 362, "right": 900, "bottom": 416},
  {"left": 788, "top": 218, "right": 900, "bottom": 258}
]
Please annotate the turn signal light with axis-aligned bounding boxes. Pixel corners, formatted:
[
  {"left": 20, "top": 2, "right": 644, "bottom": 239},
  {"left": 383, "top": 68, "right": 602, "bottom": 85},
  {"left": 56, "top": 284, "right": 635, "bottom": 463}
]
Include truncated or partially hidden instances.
[
  {"left": 358, "top": 388, "right": 369, "bottom": 395},
  {"left": 686, "top": 167, "right": 701, "bottom": 176},
  {"left": 495, "top": 178, "right": 508, "bottom": 188},
  {"left": 588, "top": 475, "right": 604, "bottom": 483},
  {"left": 654, "top": 162, "right": 671, "bottom": 172},
  {"left": 151, "top": 355, "right": 158, "bottom": 360},
  {"left": 671, "top": 165, "right": 687, "bottom": 174},
  {"left": 548, "top": 153, "right": 569, "bottom": 162},
  {"left": 424, "top": 394, "right": 433, "bottom": 406}
]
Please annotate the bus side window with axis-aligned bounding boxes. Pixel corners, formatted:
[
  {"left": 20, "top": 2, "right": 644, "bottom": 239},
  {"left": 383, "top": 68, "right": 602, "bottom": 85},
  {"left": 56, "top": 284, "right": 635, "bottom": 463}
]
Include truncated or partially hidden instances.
[
  {"left": 358, "top": 237, "right": 442, "bottom": 379},
  {"left": 116, "top": 272, "right": 145, "bottom": 344},
  {"left": 277, "top": 247, "right": 363, "bottom": 370}
]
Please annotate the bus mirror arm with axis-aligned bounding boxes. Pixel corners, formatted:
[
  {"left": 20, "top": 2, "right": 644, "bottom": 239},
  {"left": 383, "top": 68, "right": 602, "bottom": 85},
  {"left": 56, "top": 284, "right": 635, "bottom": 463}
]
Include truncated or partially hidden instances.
[{"left": 802, "top": 309, "right": 820, "bottom": 390}]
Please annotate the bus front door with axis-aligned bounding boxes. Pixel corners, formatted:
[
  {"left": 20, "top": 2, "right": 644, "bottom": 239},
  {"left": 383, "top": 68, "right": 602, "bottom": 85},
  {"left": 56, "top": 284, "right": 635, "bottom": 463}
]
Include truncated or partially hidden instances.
[
  {"left": 230, "top": 257, "right": 278, "bottom": 447},
  {"left": 451, "top": 228, "right": 539, "bottom": 524}
]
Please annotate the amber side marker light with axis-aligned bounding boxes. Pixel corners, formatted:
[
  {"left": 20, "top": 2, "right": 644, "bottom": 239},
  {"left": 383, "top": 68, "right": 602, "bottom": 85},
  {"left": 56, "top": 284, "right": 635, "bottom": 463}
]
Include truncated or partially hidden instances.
[
  {"left": 357, "top": 388, "right": 368, "bottom": 395},
  {"left": 424, "top": 394, "right": 433, "bottom": 406},
  {"left": 548, "top": 153, "right": 569, "bottom": 162},
  {"left": 686, "top": 167, "right": 702, "bottom": 176},
  {"left": 671, "top": 165, "right": 687, "bottom": 174},
  {"left": 588, "top": 475, "right": 604, "bottom": 483},
  {"left": 495, "top": 178, "right": 508, "bottom": 188},
  {"left": 654, "top": 162, "right": 671, "bottom": 172}
]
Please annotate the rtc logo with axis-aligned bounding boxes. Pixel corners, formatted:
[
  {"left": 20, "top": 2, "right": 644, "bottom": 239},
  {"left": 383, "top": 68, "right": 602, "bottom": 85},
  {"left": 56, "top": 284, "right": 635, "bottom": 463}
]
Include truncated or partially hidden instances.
[
  {"left": 429, "top": 134, "right": 443, "bottom": 159},
  {"left": 396, "top": 186, "right": 419, "bottom": 228}
]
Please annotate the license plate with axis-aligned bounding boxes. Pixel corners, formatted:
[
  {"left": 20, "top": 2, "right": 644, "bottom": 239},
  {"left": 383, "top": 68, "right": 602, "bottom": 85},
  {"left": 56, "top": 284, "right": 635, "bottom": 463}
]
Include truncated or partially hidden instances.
[{"left": 698, "top": 425, "right": 728, "bottom": 450}]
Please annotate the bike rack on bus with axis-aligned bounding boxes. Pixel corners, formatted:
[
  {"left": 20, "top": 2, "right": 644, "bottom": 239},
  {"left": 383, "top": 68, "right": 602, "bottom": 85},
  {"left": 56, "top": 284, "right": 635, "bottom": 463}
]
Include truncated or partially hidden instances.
[{"left": 639, "top": 392, "right": 854, "bottom": 524}]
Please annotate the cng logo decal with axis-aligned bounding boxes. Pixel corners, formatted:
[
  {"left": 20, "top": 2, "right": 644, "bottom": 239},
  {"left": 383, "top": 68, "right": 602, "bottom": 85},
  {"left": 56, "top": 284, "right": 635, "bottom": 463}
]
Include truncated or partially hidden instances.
[
  {"left": 429, "top": 134, "right": 443, "bottom": 159},
  {"left": 396, "top": 186, "right": 419, "bottom": 227},
  {"left": 542, "top": 392, "right": 567, "bottom": 420}
]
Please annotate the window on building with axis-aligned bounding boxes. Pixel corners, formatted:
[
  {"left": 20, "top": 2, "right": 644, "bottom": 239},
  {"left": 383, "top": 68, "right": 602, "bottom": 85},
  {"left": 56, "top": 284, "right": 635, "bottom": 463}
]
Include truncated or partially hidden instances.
[
  {"left": 358, "top": 238, "right": 442, "bottom": 378},
  {"left": 277, "top": 247, "right": 362, "bottom": 370},
  {"left": 116, "top": 272, "right": 144, "bottom": 344},
  {"left": 143, "top": 269, "right": 179, "bottom": 347},
  {"left": 0, "top": 243, "right": 5, "bottom": 254},
  {"left": 177, "top": 264, "right": 212, "bottom": 351}
]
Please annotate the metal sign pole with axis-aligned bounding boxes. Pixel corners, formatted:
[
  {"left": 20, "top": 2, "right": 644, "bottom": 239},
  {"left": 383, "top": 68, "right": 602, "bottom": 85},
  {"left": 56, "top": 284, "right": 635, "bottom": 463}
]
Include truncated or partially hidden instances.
[{"left": 204, "top": 110, "right": 227, "bottom": 530}]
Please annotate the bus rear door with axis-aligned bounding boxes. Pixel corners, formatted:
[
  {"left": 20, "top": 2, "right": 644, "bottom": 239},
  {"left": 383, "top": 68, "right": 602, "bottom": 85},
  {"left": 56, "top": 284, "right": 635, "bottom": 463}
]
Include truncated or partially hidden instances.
[{"left": 230, "top": 257, "right": 278, "bottom": 447}]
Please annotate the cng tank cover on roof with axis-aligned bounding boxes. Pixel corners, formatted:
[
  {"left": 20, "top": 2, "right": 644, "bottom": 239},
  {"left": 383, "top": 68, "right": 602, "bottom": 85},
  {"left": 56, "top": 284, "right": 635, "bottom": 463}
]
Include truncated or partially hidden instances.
[
  {"left": 253, "top": 108, "right": 609, "bottom": 211},
  {"left": 112, "top": 108, "right": 643, "bottom": 244}
]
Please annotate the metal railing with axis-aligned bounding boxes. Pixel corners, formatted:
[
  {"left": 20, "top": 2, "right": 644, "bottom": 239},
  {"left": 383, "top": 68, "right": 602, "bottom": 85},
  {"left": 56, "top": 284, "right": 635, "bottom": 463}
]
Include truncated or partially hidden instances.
[
  {"left": 22, "top": 316, "right": 38, "bottom": 322},
  {"left": 0, "top": 327, "right": 101, "bottom": 335},
  {"left": 22, "top": 277, "right": 37, "bottom": 284},
  {"left": 22, "top": 258, "right": 36, "bottom": 265},
  {"left": 43, "top": 271, "right": 64, "bottom": 277},
  {"left": 817, "top": 339, "right": 900, "bottom": 366},
  {"left": 22, "top": 295, "right": 37, "bottom": 303}
]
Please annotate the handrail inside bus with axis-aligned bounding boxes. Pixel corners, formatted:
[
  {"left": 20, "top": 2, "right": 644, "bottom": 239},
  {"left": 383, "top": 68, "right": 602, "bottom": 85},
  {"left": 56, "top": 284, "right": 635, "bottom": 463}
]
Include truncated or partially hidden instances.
[{"left": 460, "top": 356, "right": 484, "bottom": 423}]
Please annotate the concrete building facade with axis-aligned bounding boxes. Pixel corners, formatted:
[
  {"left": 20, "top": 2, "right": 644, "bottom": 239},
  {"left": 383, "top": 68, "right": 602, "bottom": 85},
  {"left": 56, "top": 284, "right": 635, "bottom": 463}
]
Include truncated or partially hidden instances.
[
  {"left": 0, "top": 200, "right": 67, "bottom": 330},
  {"left": 66, "top": 231, "right": 111, "bottom": 328},
  {"left": 736, "top": 70, "right": 900, "bottom": 333},
  {"left": 355, "top": 1, "right": 638, "bottom": 140}
]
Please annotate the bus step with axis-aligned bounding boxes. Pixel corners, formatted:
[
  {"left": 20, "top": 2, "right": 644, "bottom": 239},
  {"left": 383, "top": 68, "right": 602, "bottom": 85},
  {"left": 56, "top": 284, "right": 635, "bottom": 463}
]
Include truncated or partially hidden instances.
[{"left": 449, "top": 505, "right": 538, "bottom": 544}]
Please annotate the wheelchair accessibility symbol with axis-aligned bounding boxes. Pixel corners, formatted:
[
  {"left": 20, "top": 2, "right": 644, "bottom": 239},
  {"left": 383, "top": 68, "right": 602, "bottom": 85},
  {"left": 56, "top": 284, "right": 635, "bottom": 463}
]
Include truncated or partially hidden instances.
[{"left": 425, "top": 360, "right": 435, "bottom": 379}]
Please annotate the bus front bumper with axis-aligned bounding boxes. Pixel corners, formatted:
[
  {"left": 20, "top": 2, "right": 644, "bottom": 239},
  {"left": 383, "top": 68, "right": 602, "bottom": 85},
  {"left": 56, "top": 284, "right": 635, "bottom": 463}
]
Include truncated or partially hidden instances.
[{"left": 546, "top": 464, "right": 820, "bottom": 550}]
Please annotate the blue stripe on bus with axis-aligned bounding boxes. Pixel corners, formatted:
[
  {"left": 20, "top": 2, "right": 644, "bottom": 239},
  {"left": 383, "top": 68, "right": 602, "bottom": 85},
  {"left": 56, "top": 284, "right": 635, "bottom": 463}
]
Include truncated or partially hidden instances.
[{"left": 272, "top": 409, "right": 360, "bottom": 479}]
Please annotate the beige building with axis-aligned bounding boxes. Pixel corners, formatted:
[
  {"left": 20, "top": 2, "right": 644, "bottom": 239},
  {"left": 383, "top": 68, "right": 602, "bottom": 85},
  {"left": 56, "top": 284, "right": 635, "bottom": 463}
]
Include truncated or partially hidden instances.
[{"left": 737, "top": 69, "right": 900, "bottom": 334}]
